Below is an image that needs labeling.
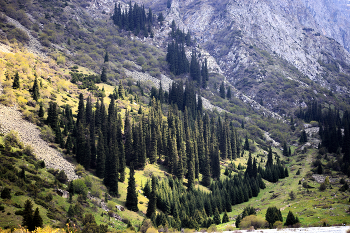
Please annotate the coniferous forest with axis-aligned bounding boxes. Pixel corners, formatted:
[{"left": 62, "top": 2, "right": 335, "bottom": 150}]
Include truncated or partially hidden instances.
[{"left": 2, "top": 0, "right": 350, "bottom": 232}]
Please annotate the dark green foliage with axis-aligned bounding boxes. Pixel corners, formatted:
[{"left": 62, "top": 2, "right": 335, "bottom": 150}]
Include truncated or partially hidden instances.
[
  {"left": 284, "top": 211, "right": 299, "bottom": 226},
  {"left": 235, "top": 214, "right": 241, "bottom": 228},
  {"left": 101, "top": 67, "right": 107, "bottom": 83},
  {"left": 213, "top": 208, "right": 221, "bottom": 225},
  {"left": 219, "top": 82, "right": 225, "bottom": 99},
  {"left": 47, "top": 101, "right": 58, "bottom": 130},
  {"left": 12, "top": 71, "right": 20, "bottom": 89},
  {"left": 56, "top": 170, "right": 68, "bottom": 184},
  {"left": 146, "top": 176, "right": 157, "bottom": 218},
  {"left": 1, "top": 187, "right": 11, "bottom": 199},
  {"left": 166, "top": 40, "right": 189, "bottom": 76},
  {"left": 38, "top": 104, "right": 44, "bottom": 118},
  {"left": 125, "top": 164, "right": 138, "bottom": 212},
  {"left": 222, "top": 210, "right": 229, "bottom": 223},
  {"left": 104, "top": 51, "right": 109, "bottom": 63},
  {"left": 112, "top": 2, "right": 154, "bottom": 37},
  {"left": 226, "top": 86, "right": 231, "bottom": 99},
  {"left": 265, "top": 206, "right": 282, "bottom": 228},
  {"left": 32, "top": 75, "right": 40, "bottom": 101},
  {"left": 339, "top": 183, "right": 349, "bottom": 192},
  {"left": 299, "top": 130, "right": 307, "bottom": 144},
  {"left": 32, "top": 207, "right": 43, "bottom": 229},
  {"left": 22, "top": 199, "right": 33, "bottom": 230},
  {"left": 96, "top": 131, "right": 105, "bottom": 178}
]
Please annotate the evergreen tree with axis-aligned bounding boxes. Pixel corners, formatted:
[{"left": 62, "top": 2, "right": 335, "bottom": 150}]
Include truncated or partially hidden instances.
[
  {"left": 244, "top": 135, "right": 249, "bottom": 151},
  {"left": 96, "top": 131, "right": 106, "bottom": 178},
  {"left": 235, "top": 214, "right": 241, "bottom": 228},
  {"left": 125, "top": 164, "right": 138, "bottom": 212},
  {"left": 38, "top": 103, "right": 44, "bottom": 118},
  {"left": 146, "top": 176, "right": 157, "bottom": 218},
  {"left": 226, "top": 86, "right": 231, "bottom": 99},
  {"left": 12, "top": 72, "right": 20, "bottom": 89},
  {"left": 104, "top": 51, "right": 109, "bottom": 63},
  {"left": 101, "top": 67, "right": 107, "bottom": 83},
  {"left": 32, "top": 75, "right": 40, "bottom": 101},
  {"left": 266, "top": 146, "right": 273, "bottom": 167},
  {"left": 265, "top": 206, "right": 282, "bottom": 228},
  {"left": 219, "top": 82, "right": 225, "bottom": 99},
  {"left": 119, "top": 142, "right": 126, "bottom": 182},
  {"left": 284, "top": 211, "right": 299, "bottom": 226},
  {"left": 32, "top": 207, "right": 43, "bottom": 230},
  {"left": 22, "top": 199, "right": 33, "bottom": 231},
  {"left": 299, "top": 130, "right": 307, "bottom": 144},
  {"left": 213, "top": 207, "right": 221, "bottom": 225},
  {"left": 222, "top": 210, "right": 229, "bottom": 223}
]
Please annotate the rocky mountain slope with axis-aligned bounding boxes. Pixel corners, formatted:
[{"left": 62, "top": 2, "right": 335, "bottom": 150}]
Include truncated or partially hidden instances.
[{"left": 92, "top": 0, "right": 350, "bottom": 114}]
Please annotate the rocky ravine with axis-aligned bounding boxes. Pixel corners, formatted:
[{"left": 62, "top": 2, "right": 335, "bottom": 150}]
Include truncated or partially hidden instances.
[{"left": 0, "top": 105, "right": 78, "bottom": 181}]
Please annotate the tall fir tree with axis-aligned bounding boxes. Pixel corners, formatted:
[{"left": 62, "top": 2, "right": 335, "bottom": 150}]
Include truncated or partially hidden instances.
[
  {"left": 32, "top": 75, "right": 40, "bottom": 101},
  {"left": 12, "top": 71, "right": 20, "bottom": 89},
  {"left": 96, "top": 131, "right": 106, "bottom": 178},
  {"left": 101, "top": 67, "right": 107, "bottom": 83},
  {"left": 125, "top": 164, "right": 139, "bottom": 212},
  {"left": 146, "top": 176, "right": 157, "bottom": 218}
]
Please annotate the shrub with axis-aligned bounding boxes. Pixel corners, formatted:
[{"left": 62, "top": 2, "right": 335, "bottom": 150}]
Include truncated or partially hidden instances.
[
  {"left": 40, "top": 125, "right": 55, "bottom": 142},
  {"left": 84, "top": 176, "right": 93, "bottom": 188},
  {"left": 240, "top": 215, "right": 267, "bottom": 229},
  {"left": 1, "top": 187, "right": 11, "bottom": 199},
  {"left": 107, "top": 201, "right": 117, "bottom": 211},
  {"left": 73, "top": 179, "right": 87, "bottom": 195},
  {"left": 56, "top": 170, "right": 68, "bottom": 184},
  {"left": 319, "top": 182, "right": 327, "bottom": 191},
  {"left": 75, "top": 164, "right": 85, "bottom": 176},
  {"left": 23, "top": 145, "right": 35, "bottom": 158},
  {"left": 0, "top": 206, "right": 4, "bottom": 211},
  {"left": 4, "top": 130, "right": 24, "bottom": 149}
]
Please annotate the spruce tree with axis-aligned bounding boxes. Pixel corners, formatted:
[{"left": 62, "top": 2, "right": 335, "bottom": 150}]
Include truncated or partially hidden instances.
[
  {"left": 284, "top": 211, "right": 299, "bottom": 226},
  {"left": 32, "top": 75, "right": 40, "bottom": 101},
  {"left": 265, "top": 206, "right": 282, "bottom": 228},
  {"left": 96, "top": 131, "right": 106, "bottom": 178},
  {"left": 219, "top": 82, "right": 225, "bottom": 99},
  {"left": 12, "top": 72, "right": 20, "bottom": 89},
  {"left": 104, "top": 51, "right": 109, "bottom": 63},
  {"left": 119, "top": 142, "right": 126, "bottom": 182},
  {"left": 222, "top": 210, "right": 229, "bottom": 223},
  {"left": 213, "top": 207, "right": 221, "bottom": 225},
  {"left": 38, "top": 103, "right": 44, "bottom": 118},
  {"left": 125, "top": 164, "right": 139, "bottom": 212},
  {"left": 101, "top": 67, "right": 107, "bottom": 83},
  {"left": 32, "top": 207, "right": 43, "bottom": 230},
  {"left": 22, "top": 199, "right": 33, "bottom": 231},
  {"left": 146, "top": 176, "right": 157, "bottom": 218},
  {"left": 266, "top": 146, "right": 273, "bottom": 167}
]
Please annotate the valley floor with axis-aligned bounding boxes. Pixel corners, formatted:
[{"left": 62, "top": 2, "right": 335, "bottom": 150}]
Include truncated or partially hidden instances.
[{"left": 222, "top": 226, "right": 350, "bottom": 233}]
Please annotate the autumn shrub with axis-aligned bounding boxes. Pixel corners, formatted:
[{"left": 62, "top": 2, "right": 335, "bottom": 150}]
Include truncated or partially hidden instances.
[
  {"left": 240, "top": 215, "right": 267, "bottom": 229},
  {"left": 4, "top": 130, "right": 23, "bottom": 149}
]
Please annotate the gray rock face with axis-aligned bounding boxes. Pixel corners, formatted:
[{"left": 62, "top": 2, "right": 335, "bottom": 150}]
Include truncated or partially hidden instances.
[
  {"left": 160, "top": 0, "right": 350, "bottom": 112},
  {"left": 86, "top": 0, "right": 350, "bottom": 113}
]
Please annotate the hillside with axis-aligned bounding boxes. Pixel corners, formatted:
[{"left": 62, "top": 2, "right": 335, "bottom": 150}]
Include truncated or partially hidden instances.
[{"left": 0, "top": 0, "right": 350, "bottom": 232}]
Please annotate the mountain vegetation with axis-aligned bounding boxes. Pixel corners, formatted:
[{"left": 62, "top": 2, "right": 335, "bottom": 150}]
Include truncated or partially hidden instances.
[{"left": 0, "top": 0, "right": 349, "bottom": 232}]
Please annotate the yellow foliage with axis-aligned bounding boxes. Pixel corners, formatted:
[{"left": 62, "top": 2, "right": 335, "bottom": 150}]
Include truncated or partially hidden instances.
[
  {"left": 145, "top": 227, "right": 158, "bottom": 233},
  {"left": 0, "top": 87, "right": 16, "bottom": 106},
  {"left": 17, "top": 96, "right": 28, "bottom": 108},
  {"left": 0, "top": 226, "right": 65, "bottom": 233},
  {"left": 57, "top": 79, "right": 71, "bottom": 92},
  {"left": 240, "top": 215, "right": 268, "bottom": 229}
]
